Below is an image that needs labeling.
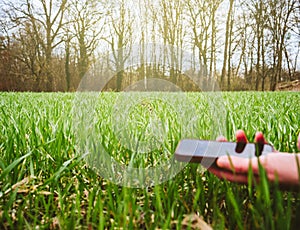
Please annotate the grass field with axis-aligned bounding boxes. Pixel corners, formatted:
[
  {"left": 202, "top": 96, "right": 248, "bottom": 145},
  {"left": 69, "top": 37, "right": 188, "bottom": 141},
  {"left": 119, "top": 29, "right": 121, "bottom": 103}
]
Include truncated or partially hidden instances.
[{"left": 0, "top": 91, "right": 300, "bottom": 229}]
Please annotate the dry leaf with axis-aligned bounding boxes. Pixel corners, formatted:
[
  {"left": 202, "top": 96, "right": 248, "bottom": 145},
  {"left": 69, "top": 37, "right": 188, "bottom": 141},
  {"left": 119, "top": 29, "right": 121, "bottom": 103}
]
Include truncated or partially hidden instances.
[{"left": 181, "top": 213, "right": 212, "bottom": 230}]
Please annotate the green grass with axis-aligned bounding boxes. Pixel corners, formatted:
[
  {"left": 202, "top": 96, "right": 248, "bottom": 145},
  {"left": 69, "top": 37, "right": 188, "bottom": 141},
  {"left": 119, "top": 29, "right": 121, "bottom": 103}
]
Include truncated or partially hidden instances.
[{"left": 0, "top": 91, "right": 300, "bottom": 229}]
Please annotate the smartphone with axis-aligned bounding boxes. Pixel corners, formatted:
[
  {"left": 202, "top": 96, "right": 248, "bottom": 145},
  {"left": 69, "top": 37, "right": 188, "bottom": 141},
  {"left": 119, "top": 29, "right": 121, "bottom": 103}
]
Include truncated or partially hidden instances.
[{"left": 174, "top": 139, "right": 274, "bottom": 163}]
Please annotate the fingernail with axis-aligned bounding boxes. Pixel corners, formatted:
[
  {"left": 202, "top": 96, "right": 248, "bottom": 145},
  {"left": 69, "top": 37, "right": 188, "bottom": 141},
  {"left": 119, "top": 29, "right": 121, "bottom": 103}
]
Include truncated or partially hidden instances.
[
  {"left": 255, "top": 131, "right": 266, "bottom": 144},
  {"left": 236, "top": 130, "right": 247, "bottom": 143},
  {"left": 216, "top": 136, "right": 227, "bottom": 142}
]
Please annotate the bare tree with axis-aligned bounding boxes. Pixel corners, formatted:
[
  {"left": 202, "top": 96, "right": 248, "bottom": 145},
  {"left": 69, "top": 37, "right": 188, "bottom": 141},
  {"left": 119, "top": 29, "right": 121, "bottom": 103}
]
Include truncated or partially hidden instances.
[
  {"left": 0, "top": 17, "right": 16, "bottom": 90},
  {"left": 1, "top": 0, "right": 299, "bottom": 91},
  {"left": 5, "top": 0, "right": 67, "bottom": 91},
  {"left": 157, "top": 0, "right": 185, "bottom": 82},
  {"left": 68, "top": 0, "right": 104, "bottom": 80},
  {"left": 15, "top": 22, "right": 45, "bottom": 87},
  {"left": 247, "top": 0, "right": 268, "bottom": 90},
  {"left": 186, "top": 0, "right": 223, "bottom": 89},
  {"left": 209, "top": 0, "right": 223, "bottom": 83},
  {"left": 283, "top": 0, "right": 300, "bottom": 81},
  {"left": 104, "top": 0, "right": 134, "bottom": 91},
  {"left": 266, "top": 0, "right": 298, "bottom": 90},
  {"left": 186, "top": 0, "right": 210, "bottom": 83},
  {"left": 221, "top": 0, "right": 234, "bottom": 88}
]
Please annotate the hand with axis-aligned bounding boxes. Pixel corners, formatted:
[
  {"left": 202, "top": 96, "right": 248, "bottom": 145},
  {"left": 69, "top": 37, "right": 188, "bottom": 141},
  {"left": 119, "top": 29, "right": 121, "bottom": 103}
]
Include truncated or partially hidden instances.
[{"left": 208, "top": 130, "right": 300, "bottom": 188}]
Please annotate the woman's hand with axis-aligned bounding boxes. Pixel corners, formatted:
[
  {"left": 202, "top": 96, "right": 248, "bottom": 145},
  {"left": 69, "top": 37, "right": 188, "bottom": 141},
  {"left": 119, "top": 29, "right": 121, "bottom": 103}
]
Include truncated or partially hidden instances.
[{"left": 208, "top": 130, "right": 300, "bottom": 188}]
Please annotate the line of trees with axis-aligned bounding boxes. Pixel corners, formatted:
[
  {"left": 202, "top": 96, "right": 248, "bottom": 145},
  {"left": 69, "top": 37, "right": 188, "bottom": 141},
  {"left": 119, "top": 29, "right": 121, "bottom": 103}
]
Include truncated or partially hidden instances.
[{"left": 0, "top": 0, "right": 299, "bottom": 91}]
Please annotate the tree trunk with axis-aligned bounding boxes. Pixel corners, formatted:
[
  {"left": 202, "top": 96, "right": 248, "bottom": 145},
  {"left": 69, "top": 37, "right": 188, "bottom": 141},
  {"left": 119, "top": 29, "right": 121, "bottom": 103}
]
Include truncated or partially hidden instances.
[
  {"left": 65, "top": 37, "right": 71, "bottom": 91},
  {"left": 221, "top": 0, "right": 234, "bottom": 88}
]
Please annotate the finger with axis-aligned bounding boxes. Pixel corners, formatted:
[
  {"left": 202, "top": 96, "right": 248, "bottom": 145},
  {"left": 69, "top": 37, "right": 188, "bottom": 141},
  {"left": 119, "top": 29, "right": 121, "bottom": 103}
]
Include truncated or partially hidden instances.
[
  {"left": 254, "top": 132, "right": 268, "bottom": 155},
  {"left": 254, "top": 131, "right": 267, "bottom": 144},
  {"left": 208, "top": 167, "right": 249, "bottom": 184},
  {"left": 297, "top": 133, "right": 300, "bottom": 150},
  {"left": 236, "top": 130, "right": 248, "bottom": 143},
  {"left": 216, "top": 155, "right": 264, "bottom": 175},
  {"left": 216, "top": 135, "right": 227, "bottom": 142},
  {"left": 216, "top": 156, "right": 249, "bottom": 173}
]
